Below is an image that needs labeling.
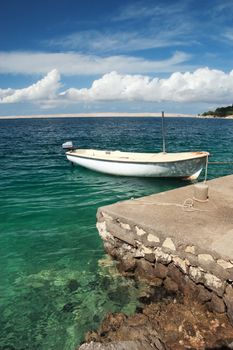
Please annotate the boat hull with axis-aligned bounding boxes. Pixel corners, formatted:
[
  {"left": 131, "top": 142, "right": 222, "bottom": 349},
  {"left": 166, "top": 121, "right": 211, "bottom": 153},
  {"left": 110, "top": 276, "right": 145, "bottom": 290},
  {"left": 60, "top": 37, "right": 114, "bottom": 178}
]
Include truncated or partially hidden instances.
[{"left": 66, "top": 152, "right": 207, "bottom": 179}]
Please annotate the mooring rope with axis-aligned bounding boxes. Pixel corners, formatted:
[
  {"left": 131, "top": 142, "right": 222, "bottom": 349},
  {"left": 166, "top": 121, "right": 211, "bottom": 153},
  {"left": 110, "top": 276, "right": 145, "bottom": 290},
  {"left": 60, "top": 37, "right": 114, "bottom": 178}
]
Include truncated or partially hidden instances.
[
  {"left": 117, "top": 157, "right": 231, "bottom": 213},
  {"left": 204, "top": 155, "right": 209, "bottom": 182},
  {"left": 123, "top": 198, "right": 216, "bottom": 212}
]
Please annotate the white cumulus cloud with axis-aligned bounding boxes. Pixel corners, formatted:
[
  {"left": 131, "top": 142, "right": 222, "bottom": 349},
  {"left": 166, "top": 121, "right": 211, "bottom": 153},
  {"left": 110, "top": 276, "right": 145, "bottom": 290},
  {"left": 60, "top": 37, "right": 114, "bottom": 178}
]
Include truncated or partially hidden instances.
[
  {"left": 0, "top": 69, "right": 61, "bottom": 104},
  {"left": 60, "top": 68, "right": 233, "bottom": 104},
  {"left": 1, "top": 67, "right": 233, "bottom": 107}
]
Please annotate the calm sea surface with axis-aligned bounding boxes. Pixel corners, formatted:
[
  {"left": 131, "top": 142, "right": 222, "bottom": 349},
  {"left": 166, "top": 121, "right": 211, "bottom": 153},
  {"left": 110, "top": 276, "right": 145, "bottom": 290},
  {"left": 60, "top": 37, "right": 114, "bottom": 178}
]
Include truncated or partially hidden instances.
[{"left": 0, "top": 117, "right": 233, "bottom": 349}]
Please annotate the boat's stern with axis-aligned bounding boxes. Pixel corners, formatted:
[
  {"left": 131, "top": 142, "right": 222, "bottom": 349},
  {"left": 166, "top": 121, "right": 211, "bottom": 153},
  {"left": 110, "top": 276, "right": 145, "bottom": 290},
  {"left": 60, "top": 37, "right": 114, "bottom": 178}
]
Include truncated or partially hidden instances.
[{"left": 183, "top": 151, "right": 209, "bottom": 180}]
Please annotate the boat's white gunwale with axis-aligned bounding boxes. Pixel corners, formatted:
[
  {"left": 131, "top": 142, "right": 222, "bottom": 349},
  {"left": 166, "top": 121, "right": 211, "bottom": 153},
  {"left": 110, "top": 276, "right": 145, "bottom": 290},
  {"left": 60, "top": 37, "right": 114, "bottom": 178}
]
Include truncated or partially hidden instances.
[{"left": 66, "top": 150, "right": 209, "bottom": 165}]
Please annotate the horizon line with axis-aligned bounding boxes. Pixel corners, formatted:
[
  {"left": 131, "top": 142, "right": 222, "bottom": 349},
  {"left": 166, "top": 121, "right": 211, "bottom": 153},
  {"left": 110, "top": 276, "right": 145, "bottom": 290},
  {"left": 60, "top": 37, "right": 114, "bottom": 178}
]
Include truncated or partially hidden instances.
[{"left": 0, "top": 112, "right": 196, "bottom": 120}]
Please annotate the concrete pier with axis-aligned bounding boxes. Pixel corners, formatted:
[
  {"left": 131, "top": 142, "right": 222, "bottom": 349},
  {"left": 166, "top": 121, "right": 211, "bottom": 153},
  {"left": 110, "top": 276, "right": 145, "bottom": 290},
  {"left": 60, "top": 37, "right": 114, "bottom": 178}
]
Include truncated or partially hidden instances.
[{"left": 96, "top": 174, "right": 233, "bottom": 323}]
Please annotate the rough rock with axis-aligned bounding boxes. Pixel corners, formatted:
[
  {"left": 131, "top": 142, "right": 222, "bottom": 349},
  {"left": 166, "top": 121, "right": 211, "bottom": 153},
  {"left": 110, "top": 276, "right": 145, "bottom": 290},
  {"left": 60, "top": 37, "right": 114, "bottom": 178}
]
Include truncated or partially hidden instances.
[
  {"left": 189, "top": 266, "right": 204, "bottom": 284},
  {"left": 135, "top": 259, "right": 162, "bottom": 287},
  {"left": 144, "top": 253, "right": 156, "bottom": 263},
  {"left": 118, "top": 254, "right": 136, "bottom": 273},
  {"left": 140, "top": 246, "right": 154, "bottom": 256},
  {"left": 198, "top": 254, "right": 215, "bottom": 264},
  {"left": 154, "top": 248, "right": 172, "bottom": 265},
  {"left": 163, "top": 277, "right": 179, "bottom": 292},
  {"left": 182, "top": 276, "right": 199, "bottom": 296},
  {"left": 119, "top": 222, "right": 131, "bottom": 230},
  {"left": 224, "top": 284, "right": 233, "bottom": 324},
  {"left": 78, "top": 340, "right": 156, "bottom": 350},
  {"left": 107, "top": 222, "right": 136, "bottom": 246},
  {"left": 198, "top": 254, "right": 216, "bottom": 272},
  {"left": 227, "top": 268, "right": 233, "bottom": 282},
  {"left": 154, "top": 263, "right": 168, "bottom": 279},
  {"left": 135, "top": 259, "right": 155, "bottom": 278},
  {"left": 162, "top": 238, "right": 176, "bottom": 251},
  {"left": 207, "top": 293, "right": 226, "bottom": 314},
  {"left": 97, "top": 221, "right": 112, "bottom": 241},
  {"left": 103, "top": 242, "right": 119, "bottom": 259},
  {"left": 80, "top": 297, "right": 233, "bottom": 350},
  {"left": 185, "top": 245, "right": 196, "bottom": 254},
  {"left": 196, "top": 284, "right": 212, "bottom": 304},
  {"left": 135, "top": 226, "right": 146, "bottom": 237},
  {"left": 167, "top": 263, "right": 185, "bottom": 292},
  {"left": 146, "top": 233, "right": 160, "bottom": 246},
  {"left": 204, "top": 273, "right": 225, "bottom": 296},
  {"left": 172, "top": 256, "right": 188, "bottom": 274},
  {"left": 217, "top": 259, "right": 233, "bottom": 269}
]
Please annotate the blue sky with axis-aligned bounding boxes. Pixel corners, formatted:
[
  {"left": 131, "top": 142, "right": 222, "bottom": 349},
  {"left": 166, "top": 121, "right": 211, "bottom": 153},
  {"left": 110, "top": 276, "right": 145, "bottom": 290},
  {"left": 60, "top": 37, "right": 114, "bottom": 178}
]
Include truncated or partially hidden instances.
[{"left": 1, "top": 0, "right": 233, "bottom": 116}]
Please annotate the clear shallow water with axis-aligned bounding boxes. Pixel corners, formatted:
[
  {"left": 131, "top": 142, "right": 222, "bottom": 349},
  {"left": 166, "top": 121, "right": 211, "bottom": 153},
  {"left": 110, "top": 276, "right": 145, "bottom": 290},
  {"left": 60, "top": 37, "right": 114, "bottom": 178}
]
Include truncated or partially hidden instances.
[{"left": 0, "top": 117, "right": 233, "bottom": 349}]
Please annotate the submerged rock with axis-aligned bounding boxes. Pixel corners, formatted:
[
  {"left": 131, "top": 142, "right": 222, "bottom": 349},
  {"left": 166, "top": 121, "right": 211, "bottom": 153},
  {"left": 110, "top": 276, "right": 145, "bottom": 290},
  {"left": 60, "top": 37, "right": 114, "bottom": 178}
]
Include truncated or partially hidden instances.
[
  {"left": 79, "top": 295, "right": 233, "bottom": 350},
  {"left": 66, "top": 279, "right": 80, "bottom": 292},
  {"left": 79, "top": 340, "right": 156, "bottom": 350},
  {"left": 62, "top": 302, "right": 78, "bottom": 313}
]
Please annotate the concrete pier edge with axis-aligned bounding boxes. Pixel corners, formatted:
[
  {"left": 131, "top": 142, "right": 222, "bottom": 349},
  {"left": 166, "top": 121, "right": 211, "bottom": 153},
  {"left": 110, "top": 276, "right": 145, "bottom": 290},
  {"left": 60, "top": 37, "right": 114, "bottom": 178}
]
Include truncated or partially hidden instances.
[{"left": 96, "top": 174, "right": 233, "bottom": 323}]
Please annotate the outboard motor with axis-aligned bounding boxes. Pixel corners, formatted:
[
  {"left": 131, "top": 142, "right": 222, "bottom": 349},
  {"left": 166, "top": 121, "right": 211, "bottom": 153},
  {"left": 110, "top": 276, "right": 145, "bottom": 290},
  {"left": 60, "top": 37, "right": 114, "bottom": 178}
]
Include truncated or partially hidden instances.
[{"left": 62, "top": 141, "right": 74, "bottom": 151}]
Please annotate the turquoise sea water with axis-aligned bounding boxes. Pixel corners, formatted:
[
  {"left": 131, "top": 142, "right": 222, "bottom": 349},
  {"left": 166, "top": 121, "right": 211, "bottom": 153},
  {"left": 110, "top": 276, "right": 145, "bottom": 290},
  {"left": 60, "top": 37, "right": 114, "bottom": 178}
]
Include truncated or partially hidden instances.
[{"left": 0, "top": 117, "right": 233, "bottom": 349}]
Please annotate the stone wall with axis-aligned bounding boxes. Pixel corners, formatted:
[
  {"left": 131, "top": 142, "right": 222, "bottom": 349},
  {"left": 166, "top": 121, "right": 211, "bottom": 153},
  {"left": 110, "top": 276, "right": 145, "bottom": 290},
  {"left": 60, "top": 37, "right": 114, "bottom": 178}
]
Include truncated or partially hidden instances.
[{"left": 96, "top": 209, "right": 233, "bottom": 324}]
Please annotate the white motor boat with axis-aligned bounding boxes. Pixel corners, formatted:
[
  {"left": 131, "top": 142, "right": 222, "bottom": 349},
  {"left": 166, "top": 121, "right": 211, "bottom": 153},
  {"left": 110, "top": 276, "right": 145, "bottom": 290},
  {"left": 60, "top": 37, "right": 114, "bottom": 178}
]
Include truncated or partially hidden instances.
[
  {"left": 65, "top": 148, "right": 209, "bottom": 180},
  {"left": 63, "top": 112, "right": 209, "bottom": 180}
]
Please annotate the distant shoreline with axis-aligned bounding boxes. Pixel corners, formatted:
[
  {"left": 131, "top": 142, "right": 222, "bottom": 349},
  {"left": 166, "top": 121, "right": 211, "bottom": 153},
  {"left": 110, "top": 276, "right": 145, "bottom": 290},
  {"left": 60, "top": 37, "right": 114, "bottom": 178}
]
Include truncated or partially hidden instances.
[
  {"left": 0, "top": 112, "right": 195, "bottom": 120},
  {"left": 1, "top": 112, "right": 233, "bottom": 120},
  {"left": 197, "top": 114, "right": 233, "bottom": 119}
]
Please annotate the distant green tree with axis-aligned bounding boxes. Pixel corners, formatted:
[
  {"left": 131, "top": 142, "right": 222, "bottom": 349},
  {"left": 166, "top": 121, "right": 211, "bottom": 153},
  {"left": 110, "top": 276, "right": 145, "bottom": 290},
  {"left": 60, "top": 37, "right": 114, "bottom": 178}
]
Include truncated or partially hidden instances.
[
  {"left": 202, "top": 110, "right": 215, "bottom": 116},
  {"left": 201, "top": 105, "right": 233, "bottom": 117}
]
